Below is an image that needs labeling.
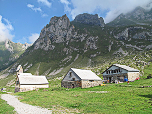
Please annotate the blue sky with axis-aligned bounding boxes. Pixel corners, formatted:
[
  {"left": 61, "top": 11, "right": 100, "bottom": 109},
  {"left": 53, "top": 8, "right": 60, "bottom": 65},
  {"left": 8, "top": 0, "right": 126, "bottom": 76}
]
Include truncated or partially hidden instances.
[{"left": 0, "top": 0, "right": 152, "bottom": 44}]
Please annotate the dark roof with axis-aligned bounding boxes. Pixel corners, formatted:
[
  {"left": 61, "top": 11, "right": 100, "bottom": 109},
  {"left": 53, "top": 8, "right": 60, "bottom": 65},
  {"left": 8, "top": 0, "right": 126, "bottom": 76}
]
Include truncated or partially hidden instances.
[{"left": 102, "top": 64, "right": 139, "bottom": 74}]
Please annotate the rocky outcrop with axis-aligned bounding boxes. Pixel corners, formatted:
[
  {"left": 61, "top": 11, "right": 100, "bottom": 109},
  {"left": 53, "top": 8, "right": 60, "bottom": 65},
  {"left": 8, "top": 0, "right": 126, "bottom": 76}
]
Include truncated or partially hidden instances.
[
  {"left": 114, "top": 26, "right": 152, "bottom": 41},
  {"left": 34, "top": 14, "right": 75, "bottom": 50},
  {"left": 126, "top": 6, "right": 152, "bottom": 21},
  {"left": 5, "top": 39, "right": 31, "bottom": 53},
  {"left": 74, "top": 13, "right": 105, "bottom": 27},
  {"left": 5, "top": 39, "right": 14, "bottom": 53},
  {"left": 33, "top": 14, "right": 99, "bottom": 51},
  {"left": 85, "top": 36, "right": 98, "bottom": 50}
]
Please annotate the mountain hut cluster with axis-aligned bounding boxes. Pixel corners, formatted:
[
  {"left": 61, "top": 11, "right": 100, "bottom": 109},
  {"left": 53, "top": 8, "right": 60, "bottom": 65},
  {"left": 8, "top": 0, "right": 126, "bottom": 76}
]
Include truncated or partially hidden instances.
[{"left": 15, "top": 64, "right": 140, "bottom": 92}]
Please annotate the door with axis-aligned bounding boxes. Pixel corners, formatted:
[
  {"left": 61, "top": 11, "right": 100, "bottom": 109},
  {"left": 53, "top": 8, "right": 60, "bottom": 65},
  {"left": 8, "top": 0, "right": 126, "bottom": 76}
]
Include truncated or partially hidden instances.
[
  {"left": 109, "top": 77, "right": 111, "bottom": 83},
  {"left": 72, "top": 84, "right": 74, "bottom": 88}
]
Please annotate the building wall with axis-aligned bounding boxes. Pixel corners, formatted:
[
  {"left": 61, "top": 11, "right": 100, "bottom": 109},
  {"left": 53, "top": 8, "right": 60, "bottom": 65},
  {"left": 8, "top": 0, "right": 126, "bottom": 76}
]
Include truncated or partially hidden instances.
[
  {"left": 103, "top": 72, "right": 139, "bottom": 82},
  {"left": 61, "top": 81, "right": 81, "bottom": 88},
  {"left": 103, "top": 65, "right": 128, "bottom": 76},
  {"left": 62, "top": 69, "right": 81, "bottom": 81},
  {"left": 81, "top": 80, "right": 102, "bottom": 88},
  {"left": 128, "top": 72, "right": 139, "bottom": 81},
  {"left": 17, "top": 84, "right": 49, "bottom": 92},
  {"left": 103, "top": 73, "right": 128, "bottom": 82}
]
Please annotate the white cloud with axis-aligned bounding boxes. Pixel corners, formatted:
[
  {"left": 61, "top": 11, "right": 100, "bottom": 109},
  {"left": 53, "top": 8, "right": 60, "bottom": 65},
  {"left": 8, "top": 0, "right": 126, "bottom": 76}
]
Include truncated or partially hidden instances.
[
  {"left": 27, "top": 4, "right": 42, "bottom": 12},
  {"left": 63, "top": 0, "right": 152, "bottom": 23},
  {"left": 60, "top": 0, "right": 71, "bottom": 13},
  {"left": 28, "top": 33, "right": 39, "bottom": 43},
  {"left": 42, "top": 13, "right": 48, "bottom": 17},
  {"left": 0, "top": 15, "right": 14, "bottom": 42},
  {"left": 27, "top": 4, "right": 48, "bottom": 17},
  {"left": 37, "top": 0, "right": 52, "bottom": 8}
]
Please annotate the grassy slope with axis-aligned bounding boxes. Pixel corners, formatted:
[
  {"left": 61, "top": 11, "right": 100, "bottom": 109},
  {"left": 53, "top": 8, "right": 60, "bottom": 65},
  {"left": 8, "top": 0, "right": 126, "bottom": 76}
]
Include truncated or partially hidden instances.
[
  {"left": 0, "top": 74, "right": 16, "bottom": 88},
  {"left": 14, "top": 63, "right": 152, "bottom": 114},
  {"left": 0, "top": 92, "right": 15, "bottom": 114}
]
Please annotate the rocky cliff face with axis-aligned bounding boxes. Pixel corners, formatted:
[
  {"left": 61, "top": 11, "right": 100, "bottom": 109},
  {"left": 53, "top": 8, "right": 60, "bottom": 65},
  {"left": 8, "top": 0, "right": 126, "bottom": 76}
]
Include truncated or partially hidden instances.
[
  {"left": 113, "top": 26, "right": 152, "bottom": 41},
  {"left": 33, "top": 14, "right": 99, "bottom": 51},
  {"left": 108, "top": 7, "right": 152, "bottom": 26},
  {"left": 33, "top": 14, "right": 76, "bottom": 50},
  {"left": 5, "top": 39, "right": 32, "bottom": 53},
  {"left": 126, "top": 6, "right": 152, "bottom": 21},
  {"left": 4, "top": 10, "right": 152, "bottom": 77},
  {"left": 0, "top": 39, "right": 31, "bottom": 71},
  {"left": 73, "top": 13, "right": 105, "bottom": 27}
]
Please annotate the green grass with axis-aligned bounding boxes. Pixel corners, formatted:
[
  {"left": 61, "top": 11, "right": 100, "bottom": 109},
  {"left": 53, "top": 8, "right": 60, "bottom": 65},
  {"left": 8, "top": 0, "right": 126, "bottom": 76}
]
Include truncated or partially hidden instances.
[
  {"left": 0, "top": 93, "right": 15, "bottom": 114},
  {"left": 0, "top": 74, "right": 15, "bottom": 88},
  {"left": 15, "top": 77, "right": 152, "bottom": 114}
]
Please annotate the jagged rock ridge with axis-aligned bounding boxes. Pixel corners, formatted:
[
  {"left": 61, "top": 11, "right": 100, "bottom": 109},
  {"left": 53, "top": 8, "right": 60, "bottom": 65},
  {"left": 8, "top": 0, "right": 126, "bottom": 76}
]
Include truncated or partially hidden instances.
[
  {"left": 107, "top": 6, "right": 152, "bottom": 26},
  {"left": 33, "top": 14, "right": 99, "bottom": 51},
  {"left": 0, "top": 39, "right": 31, "bottom": 71},
  {"left": 73, "top": 13, "right": 105, "bottom": 27}
]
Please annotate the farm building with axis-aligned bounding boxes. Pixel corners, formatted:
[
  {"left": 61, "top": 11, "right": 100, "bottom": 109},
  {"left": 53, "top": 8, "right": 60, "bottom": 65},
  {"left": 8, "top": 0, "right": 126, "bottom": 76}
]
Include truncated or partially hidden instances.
[
  {"left": 61, "top": 68, "right": 102, "bottom": 88},
  {"left": 15, "top": 75, "right": 49, "bottom": 92},
  {"left": 102, "top": 64, "right": 140, "bottom": 83}
]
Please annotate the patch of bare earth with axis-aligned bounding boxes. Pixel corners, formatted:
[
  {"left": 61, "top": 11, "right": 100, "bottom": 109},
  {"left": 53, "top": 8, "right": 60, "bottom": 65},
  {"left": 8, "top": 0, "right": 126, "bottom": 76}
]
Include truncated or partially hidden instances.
[{"left": 51, "top": 105, "right": 81, "bottom": 114}]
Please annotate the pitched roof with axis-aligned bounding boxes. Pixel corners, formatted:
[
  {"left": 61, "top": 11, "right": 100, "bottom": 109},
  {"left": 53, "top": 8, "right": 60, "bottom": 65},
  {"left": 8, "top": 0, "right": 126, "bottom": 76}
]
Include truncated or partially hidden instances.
[
  {"left": 113, "top": 64, "right": 139, "bottom": 72},
  {"left": 102, "top": 64, "right": 139, "bottom": 74},
  {"left": 71, "top": 68, "right": 102, "bottom": 80},
  {"left": 18, "top": 75, "right": 49, "bottom": 85}
]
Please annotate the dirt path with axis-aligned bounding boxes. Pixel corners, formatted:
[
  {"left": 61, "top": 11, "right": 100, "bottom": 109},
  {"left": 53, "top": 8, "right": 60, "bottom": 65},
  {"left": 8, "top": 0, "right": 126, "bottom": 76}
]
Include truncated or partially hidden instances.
[{"left": 1, "top": 94, "right": 52, "bottom": 114}]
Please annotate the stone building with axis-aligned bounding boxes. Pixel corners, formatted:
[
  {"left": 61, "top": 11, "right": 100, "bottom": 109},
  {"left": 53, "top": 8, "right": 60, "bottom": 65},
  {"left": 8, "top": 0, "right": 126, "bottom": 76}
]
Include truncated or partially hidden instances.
[
  {"left": 15, "top": 74, "right": 49, "bottom": 92},
  {"left": 102, "top": 64, "right": 140, "bottom": 83},
  {"left": 15, "top": 65, "right": 49, "bottom": 92},
  {"left": 61, "top": 68, "right": 102, "bottom": 88}
]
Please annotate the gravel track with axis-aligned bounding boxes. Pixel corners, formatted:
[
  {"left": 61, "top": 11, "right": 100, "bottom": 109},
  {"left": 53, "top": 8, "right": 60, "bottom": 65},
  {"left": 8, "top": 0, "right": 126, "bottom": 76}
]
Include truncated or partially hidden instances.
[{"left": 1, "top": 94, "right": 52, "bottom": 114}]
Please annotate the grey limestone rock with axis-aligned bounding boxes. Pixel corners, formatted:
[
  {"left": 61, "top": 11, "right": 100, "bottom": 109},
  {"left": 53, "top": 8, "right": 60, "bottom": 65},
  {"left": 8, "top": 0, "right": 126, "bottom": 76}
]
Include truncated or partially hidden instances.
[{"left": 74, "top": 13, "right": 105, "bottom": 27}]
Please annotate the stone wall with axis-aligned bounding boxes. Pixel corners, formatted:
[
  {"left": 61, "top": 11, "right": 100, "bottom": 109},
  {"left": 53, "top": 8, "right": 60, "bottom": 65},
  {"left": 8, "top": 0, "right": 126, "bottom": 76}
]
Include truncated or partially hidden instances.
[
  {"left": 128, "top": 72, "right": 139, "bottom": 81},
  {"left": 61, "top": 81, "right": 81, "bottom": 88},
  {"left": 81, "top": 80, "right": 102, "bottom": 88}
]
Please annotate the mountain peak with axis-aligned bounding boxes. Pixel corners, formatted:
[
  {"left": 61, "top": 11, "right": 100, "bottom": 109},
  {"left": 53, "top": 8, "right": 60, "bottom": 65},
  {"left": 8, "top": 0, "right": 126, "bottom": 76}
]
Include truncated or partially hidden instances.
[{"left": 73, "top": 13, "right": 105, "bottom": 27}]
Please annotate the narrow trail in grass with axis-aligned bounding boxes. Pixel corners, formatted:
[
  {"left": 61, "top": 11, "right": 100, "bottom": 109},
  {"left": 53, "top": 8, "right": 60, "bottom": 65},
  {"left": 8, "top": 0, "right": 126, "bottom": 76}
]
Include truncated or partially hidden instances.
[{"left": 1, "top": 94, "right": 52, "bottom": 114}]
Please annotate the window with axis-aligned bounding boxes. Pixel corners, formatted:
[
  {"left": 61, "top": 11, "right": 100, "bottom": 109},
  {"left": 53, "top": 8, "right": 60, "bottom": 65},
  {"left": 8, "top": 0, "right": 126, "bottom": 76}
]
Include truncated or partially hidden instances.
[
  {"left": 72, "top": 78, "right": 75, "bottom": 81},
  {"left": 118, "top": 69, "right": 120, "bottom": 72},
  {"left": 69, "top": 72, "right": 72, "bottom": 78},
  {"left": 106, "top": 70, "right": 111, "bottom": 74},
  {"left": 109, "top": 71, "right": 110, "bottom": 74},
  {"left": 89, "top": 80, "right": 94, "bottom": 82},
  {"left": 114, "top": 70, "right": 116, "bottom": 73},
  {"left": 16, "top": 81, "right": 19, "bottom": 85}
]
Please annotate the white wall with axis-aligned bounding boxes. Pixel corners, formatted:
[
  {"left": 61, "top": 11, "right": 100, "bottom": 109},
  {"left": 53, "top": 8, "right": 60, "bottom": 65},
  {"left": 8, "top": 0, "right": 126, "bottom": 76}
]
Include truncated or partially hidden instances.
[{"left": 20, "top": 84, "right": 49, "bottom": 92}]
